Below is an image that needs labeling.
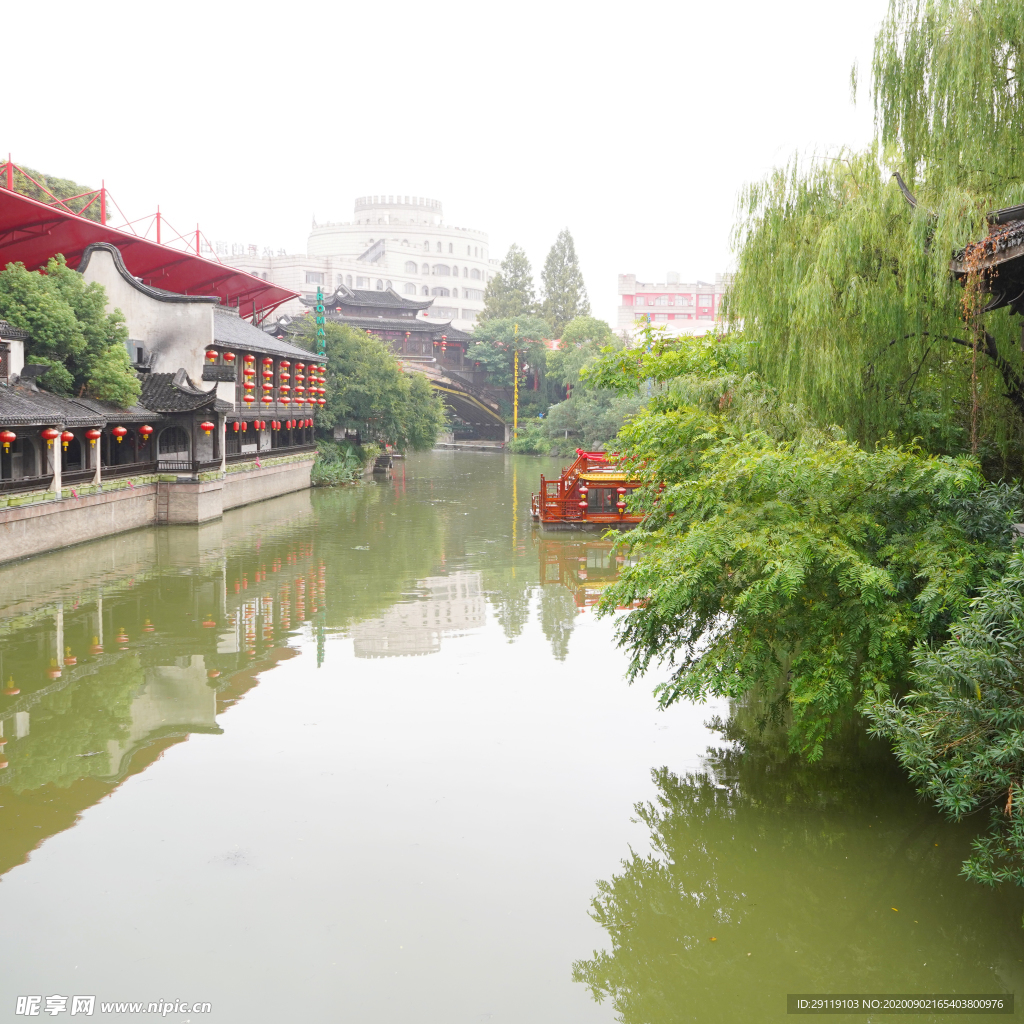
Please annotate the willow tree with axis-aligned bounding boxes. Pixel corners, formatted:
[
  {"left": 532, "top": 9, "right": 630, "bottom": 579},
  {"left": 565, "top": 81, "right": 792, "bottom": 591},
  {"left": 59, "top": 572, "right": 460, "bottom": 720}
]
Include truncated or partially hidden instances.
[{"left": 728, "top": 0, "right": 1024, "bottom": 471}]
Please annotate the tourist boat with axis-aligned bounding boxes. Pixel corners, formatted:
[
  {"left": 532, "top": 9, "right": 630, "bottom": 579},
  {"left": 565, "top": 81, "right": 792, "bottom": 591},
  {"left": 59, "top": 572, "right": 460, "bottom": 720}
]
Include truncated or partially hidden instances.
[
  {"left": 536, "top": 536, "right": 639, "bottom": 610},
  {"left": 530, "top": 450, "right": 643, "bottom": 530}
]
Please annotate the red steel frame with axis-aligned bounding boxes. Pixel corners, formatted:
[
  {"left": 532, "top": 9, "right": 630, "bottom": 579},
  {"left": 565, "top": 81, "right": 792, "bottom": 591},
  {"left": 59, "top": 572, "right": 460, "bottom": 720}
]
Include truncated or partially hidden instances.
[{"left": 0, "top": 157, "right": 296, "bottom": 322}]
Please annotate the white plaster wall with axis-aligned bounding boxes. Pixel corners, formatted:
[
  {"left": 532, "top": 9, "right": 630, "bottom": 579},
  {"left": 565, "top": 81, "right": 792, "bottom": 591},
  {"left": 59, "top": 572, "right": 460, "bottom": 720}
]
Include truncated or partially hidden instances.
[
  {"left": 8, "top": 338, "right": 25, "bottom": 378},
  {"left": 81, "top": 248, "right": 218, "bottom": 381}
]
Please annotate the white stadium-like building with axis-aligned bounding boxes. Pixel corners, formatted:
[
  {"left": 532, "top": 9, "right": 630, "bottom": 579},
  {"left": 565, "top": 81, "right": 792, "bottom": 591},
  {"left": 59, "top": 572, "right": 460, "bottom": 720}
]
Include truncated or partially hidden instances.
[{"left": 224, "top": 196, "right": 497, "bottom": 332}]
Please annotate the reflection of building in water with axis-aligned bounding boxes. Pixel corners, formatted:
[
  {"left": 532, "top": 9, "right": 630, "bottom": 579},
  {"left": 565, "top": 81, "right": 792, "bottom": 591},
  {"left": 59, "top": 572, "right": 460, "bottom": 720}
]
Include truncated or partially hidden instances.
[
  {"left": 348, "top": 571, "right": 484, "bottom": 658},
  {"left": 105, "top": 657, "right": 221, "bottom": 778}
]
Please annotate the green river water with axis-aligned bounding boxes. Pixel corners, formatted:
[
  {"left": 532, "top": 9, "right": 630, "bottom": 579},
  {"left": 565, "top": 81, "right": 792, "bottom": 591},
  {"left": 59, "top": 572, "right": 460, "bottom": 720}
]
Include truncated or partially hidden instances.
[{"left": 0, "top": 451, "right": 1021, "bottom": 1023}]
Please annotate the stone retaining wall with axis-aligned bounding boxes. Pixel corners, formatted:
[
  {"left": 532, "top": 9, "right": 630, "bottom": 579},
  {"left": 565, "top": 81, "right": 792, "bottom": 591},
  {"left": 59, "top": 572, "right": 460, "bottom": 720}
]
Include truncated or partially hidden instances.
[{"left": 0, "top": 455, "right": 315, "bottom": 565}]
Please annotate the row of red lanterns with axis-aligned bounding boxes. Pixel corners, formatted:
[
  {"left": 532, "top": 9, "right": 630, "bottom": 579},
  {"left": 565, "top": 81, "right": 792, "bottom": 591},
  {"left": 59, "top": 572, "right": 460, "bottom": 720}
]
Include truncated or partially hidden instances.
[
  {"left": 0, "top": 425, "right": 156, "bottom": 452},
  {"left": 232, "top": 418, "right": 313, "bottom": 432}
]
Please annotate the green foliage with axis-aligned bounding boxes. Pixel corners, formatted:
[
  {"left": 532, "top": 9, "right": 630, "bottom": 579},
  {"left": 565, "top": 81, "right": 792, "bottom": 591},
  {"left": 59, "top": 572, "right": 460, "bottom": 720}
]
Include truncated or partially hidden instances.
[
  {"left": 588, "top": 330, "right": 1015, "bottom": 758},
  {"left": 4, "top": 161, "right": 103, "bottom": 221},
  {"left": 540, "top": 228, "right": 590, "bottom": 336},
  {"left": 311, "top": 439, "right": 362, "bottom": 486},
  {"left": 479, "top": 243, "right": 538, "bottom": 321},
  {"left": 867, "top": 542, "right": 1024, "bottom": 887},
  {"left": 295, "top": 319, "right": 445, "bottom": 450},
  {"left": 0, "top": 255, "right": 139, "bottom": 407},
  {"left": 467, "top": 315, "right": 550, "bottom": 391},
  {"left": 727, "top": 0, "right": 1024, "bottom": 467},
  {"left": 505, "top": 425, "right": 551, "bottom": 454},
  {"left": 559, "top": 315, "right": 614, "bottom": 349}
]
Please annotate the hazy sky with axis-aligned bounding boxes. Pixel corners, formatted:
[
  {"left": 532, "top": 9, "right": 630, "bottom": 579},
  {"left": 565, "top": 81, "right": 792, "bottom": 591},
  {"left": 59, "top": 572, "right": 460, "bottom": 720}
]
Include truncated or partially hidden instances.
[{"left": 6, "top": 0, "right": 892, "bottom": 324}]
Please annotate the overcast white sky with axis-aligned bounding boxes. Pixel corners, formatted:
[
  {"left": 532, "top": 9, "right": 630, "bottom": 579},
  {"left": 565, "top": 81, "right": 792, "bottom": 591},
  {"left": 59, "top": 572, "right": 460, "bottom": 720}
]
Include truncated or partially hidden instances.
[{"left": 5, "top": 0, "right": 891, "bottom": 324}]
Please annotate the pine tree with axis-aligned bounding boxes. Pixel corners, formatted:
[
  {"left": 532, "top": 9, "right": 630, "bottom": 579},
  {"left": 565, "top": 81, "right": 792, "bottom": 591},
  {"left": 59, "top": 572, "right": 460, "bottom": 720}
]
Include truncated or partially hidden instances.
[
  {"left": 479, "top": 244, "right": 538, "bottom": 321},
  {"left": 541, "top": 229, "right": 590, "bottom": 337}
]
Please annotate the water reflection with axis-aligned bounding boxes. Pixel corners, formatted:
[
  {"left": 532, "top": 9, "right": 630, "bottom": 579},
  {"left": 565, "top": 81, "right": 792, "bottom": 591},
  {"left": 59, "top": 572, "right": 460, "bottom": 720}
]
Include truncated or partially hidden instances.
[
  {"left": 573, "top": 712, "right": 1024, "bottom": 1023},
  {"left": 348, "top": 571, "right": 485, "bottom": 658}
]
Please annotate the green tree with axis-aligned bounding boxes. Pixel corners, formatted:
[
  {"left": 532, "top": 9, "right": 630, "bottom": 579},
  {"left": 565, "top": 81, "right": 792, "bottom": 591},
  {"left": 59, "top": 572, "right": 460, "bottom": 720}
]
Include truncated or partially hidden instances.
[
  {"left": 559, "top": 315, "right": 613, "bottom": 349},
  {"left": 0, "top": 255, "right": 139, "bottom": 407},
  {"left": 867, "top": 543, "right": 1024, "bottom": 888},
  {"left": 479, "top": 243, "right": 538, "bottom": 321},
  {"left": 727, "top": 0, "right": 1024, "bottom": 468},
  {"left": 541, "top": 229, "right": 590, "bottom": 336},
  {"left": 295, "top": 319, "right": 445, "bottom": 450},
  {"left": 467, "top": 315, "right": 550, "bottom": 392}
]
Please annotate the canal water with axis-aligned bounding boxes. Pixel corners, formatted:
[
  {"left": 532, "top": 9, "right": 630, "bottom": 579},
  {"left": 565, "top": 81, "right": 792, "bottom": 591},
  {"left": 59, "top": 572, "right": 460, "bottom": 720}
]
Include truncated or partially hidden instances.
[{"left": 0, "top": 451, "right": 1021, "bottom": 1023}]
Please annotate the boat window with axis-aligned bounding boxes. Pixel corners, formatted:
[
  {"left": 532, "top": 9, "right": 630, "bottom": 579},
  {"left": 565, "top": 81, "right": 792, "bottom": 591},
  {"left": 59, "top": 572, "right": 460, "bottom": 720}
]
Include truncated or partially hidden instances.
[{"left": 587, "top": 488, "right": 616, "bottom": 512}]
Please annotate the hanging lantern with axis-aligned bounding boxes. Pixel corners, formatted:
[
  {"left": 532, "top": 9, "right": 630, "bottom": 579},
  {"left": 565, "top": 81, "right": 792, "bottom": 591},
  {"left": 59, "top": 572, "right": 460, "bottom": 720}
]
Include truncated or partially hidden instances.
[
  {"left": 108, "top": 426, "right": 127, "bottom": 444},
  {"left": 318, "top": 397, "right": 325, "bottom": 406},
  {"left": 294, "top": 385, "right": 305, "bottom": 396},
  {"left": 262, "top": 356, "right": 273, "bottom": 366},
  {"left": 3, "top": 675, "right": 19, "bottom": 696},
  {"left": 243, "top": 394, "right": 255, "bottom": 405},
  {"left": 60, "top": 430, "right": 74, "bottom": 450},
  {"left": 200, "top": 421, "right": 215, "bottom": 436},
  {"left": 205, "top": 349, "right": 218, "bottom": 363},
  {"left": 579, "top": 487, "right": 589, "bottom": 498},
  {"left": 279, "top": 370, "right": 290, "bottom": 382},
  {"left": 262, "top": 368, "right": 274, "bottom": 379},
  {"left": 223, "top": 351, "right": 236, "bottom": 363},
  {"left": 143, "top": 619, "right": 155, "bottom": 632},
  {"left": 241, "top": 421, "right": 248, "bottom": 433},
  {"left": 139, "top": 425, "right": 154, "bottom": 444},
  {"left": 617, "top": 486, "right": 627, "bottom": 495},
  {"left": 64, "top": 646, "right": 76, "bottom": 665},
  {"left": 41, "top": 427, "right": 60, "bottom": 447},
  {"left": 243, "top": 353, "right": 255, "bottom": 364},
  {"left": 233, "top": 421, "right": 241, "bottom": 433},
  {"left": 578, "top": 500, "right": 588, "bottom": 509},
  {"left": 295, "top": 362, "right": 305, "bottom": 372},
  {"left": 279, "top": 360, "right": 290, "bottom": 370},
  {"left": 0, "top": 430, "right": 15, "bottom": 452},
  {"left": 281, "top": 396, "right": 291, "bottom": 405}
]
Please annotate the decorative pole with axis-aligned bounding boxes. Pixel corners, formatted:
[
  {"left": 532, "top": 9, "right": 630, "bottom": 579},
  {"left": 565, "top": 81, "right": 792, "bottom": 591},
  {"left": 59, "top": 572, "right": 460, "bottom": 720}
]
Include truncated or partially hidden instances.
[
  {"left": 315, "top": 286, "right": 326, "bottom": 357},
  {"left": 513, "top": 322, "right": 519, "bottom": 438}
]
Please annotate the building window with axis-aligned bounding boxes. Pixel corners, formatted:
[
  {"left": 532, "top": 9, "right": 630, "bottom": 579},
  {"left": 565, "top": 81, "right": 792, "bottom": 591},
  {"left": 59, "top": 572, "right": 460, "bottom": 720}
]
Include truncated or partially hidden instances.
[
  {"left": 376, "top": 279, "right": 384, "bottom": 290},
  {"left": 305, "top": 271, "right": 324, "bottom": 285},
  {"left": 421, "top": 263, "right": 429, "bottom": 274},
  {"left": 431, "top": 287, "right": 450, "bottom": 296},
  {"left": 655, "top": 314, "right": 669, "bottom": 321},
  {"left": 467, "top": 245, "right": 471, "bottom": 255},
  {"left": 422, "top": 286, "right": 429, "bottom": 295},
  {"left": 474, "top": 247, "right": 478, "bottom": 257},
  {"left": 356, "top": 277, "right": 367, "bottom": 287},
  {"left": 675, "top": 295, "right": 689, "bottom": 306},
  {"left": 346, "top": 275, "right": 352, "bottom": 287},
  {"left": 462, "top": 310, "right": 477, "bottom": 322},
  {"left": 452, "top": 265, "right": 458, "bottom": 276},
  {"left": 386, "top": 280, "right": 392, "bottom": 289},
  {"left": 655, "top": 296, "right": 668, "bottom": 305},
  {"left": 448, "top": 243, "right": 453, "bottom": 253},
  {"left": 470, "top": 268, "right": 481, "bottom": 280},
  {"left": 463, "top": 267, "right": 468, "bottom": 278},
  {"left": 424, "top": 241, "right": 430, "bottom": 250},
  {"left": 405, "top": 261, "right": 418, "bottom": 273},
  {"left": 436, "top": 242, "right": 442, "bottom": 252},
  {"left": 158, "top": 426, "right": 190, "bottom": 457},
  {"left": 432, "top": 264, "right": 450, "bottom": 276},
  {"left": 404, "top": 283, "right": 417, "bottom": 294},
  {"left": 464, "top": 288, "right": 484, "bottom": 301}
]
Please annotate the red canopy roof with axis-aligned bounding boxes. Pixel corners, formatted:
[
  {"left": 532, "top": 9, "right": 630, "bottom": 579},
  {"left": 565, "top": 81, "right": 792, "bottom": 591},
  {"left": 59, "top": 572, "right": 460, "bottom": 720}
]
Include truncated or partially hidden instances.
[{"left": 0, "top": 188, "right": 297, "bottom": 318}]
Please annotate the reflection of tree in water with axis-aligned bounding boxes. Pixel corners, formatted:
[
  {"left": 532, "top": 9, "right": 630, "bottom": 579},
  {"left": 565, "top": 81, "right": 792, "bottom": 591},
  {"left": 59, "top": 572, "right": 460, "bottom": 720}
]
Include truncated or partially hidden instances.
[
  {"left": 6, "top": 655, "right": 144, "bottom": 793},
  {"left": 482, "top": 567, "right": 533, "bottom": 641},
  {"left": 573, "top": 713, "right": 1024, "bottom": 1024},
  {"left": 539, "top": 584, "right": 576, "bottom": 661}
]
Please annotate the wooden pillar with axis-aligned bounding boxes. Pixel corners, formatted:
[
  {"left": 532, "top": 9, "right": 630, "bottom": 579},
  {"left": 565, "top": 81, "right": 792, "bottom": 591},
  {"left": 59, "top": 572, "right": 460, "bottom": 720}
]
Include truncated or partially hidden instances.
[
  {"left": 219, "top": 413, "right": 226, "bottom": 474},
  {"left": 50, "top": 425, "right": 62, "bottom": 500}
]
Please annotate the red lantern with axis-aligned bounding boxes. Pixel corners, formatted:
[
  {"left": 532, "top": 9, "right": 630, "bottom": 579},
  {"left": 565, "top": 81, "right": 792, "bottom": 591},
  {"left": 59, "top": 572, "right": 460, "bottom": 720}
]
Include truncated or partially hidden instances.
[
  {"left": 295, "top": 362, "right": 305, "bottom": 371},
  {"left": 243, "top": 395, "right": 254, "bottom": 405},
  {"left": 200, "top": 421, "right": 215, "bottom": 436},
  {"left": 60, "top": 430, "right": 74, "bottom": 450},
  {"left": 223, "top": 351, "right": 236, "bottom": 363},
  {"left": 206, "top": 350, "right": 218, "bottom": 363},
  {"left": 262, "top": 356, "right": 273, "bottom": 366},
  {"left": 243, "top": 353, "right": 255, "bottom": 364},
  {"left": 318, "top": 397, "right": 325, "bottom": 406},
  {"left": 0, "top": 430, "right": 15, "bottom": 452},
  {"left": 41, "top": 427, "right": 60, "bottom": 446},
  {"left": 139, "top": 425, "right": 154, "bottom": 443},
  {"left": 279, "top": 361, "right": 290, "bottom": 369},
  {"left": 241, "top": 421, "right": 248, "bottom": 433},
  {"left": 617, "top": 486, "right": 627, "bottom": 495},
  {"left": 85, "top": 428, "right": 101, "bottom": 445},
  {"left": 112, "top": 426, "right": 128, "bottom": 444}
]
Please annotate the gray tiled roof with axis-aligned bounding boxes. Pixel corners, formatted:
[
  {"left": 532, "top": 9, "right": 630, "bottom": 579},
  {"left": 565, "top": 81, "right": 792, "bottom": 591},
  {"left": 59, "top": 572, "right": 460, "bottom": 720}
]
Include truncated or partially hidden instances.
[
  {"left": 0, "top": 382, "right": 150, "bottom": 426},
  {"left": 214, "top": 308, "right": 325, "bottom": 362},
  {"left": 140, "top": 372, "right": 227, "bottom": 414},
  {"left": 303, "top": 286, "right": 431, "bottom": 311},
  {"left": 0, "top": 320, "right": 30, "bottom": 341}
]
